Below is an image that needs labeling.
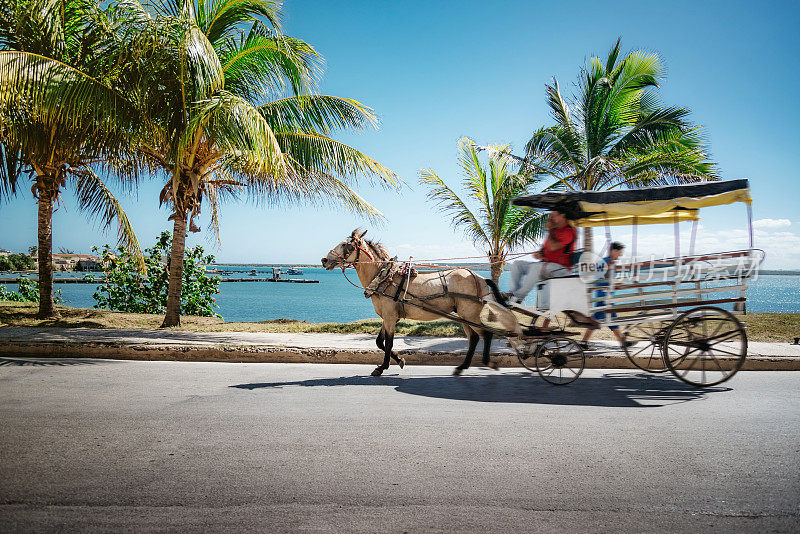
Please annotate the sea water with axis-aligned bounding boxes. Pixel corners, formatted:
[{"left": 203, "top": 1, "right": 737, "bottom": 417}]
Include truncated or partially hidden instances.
[{"left": 3, "top": 269, "right": 799, "bottom": 322}]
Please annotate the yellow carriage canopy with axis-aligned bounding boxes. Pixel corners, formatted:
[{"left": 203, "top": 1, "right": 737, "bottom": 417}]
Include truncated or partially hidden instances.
[{"left": 511, "top": 179, "right": 751, "bottom": 227}]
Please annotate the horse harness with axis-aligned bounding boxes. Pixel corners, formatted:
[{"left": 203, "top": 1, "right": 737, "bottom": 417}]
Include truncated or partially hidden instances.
[{"left": 364, "top": 261, "right": 487, "bottom": 319}]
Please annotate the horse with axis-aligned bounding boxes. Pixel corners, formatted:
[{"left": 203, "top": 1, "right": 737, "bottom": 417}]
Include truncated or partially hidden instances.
[{"left": 321, "top": 229, "right": 522, "bottom": 376}]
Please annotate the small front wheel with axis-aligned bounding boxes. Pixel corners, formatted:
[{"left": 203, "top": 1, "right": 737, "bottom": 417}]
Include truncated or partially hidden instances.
[
  {"left": 621, "top": 321, "right": 669, "bottom": 373},
  {"left": 515, "top": 338, "right": 543, "bottom": 372},
  {"left": 535, "top": 336, "right": 585, "bottom": 385}
]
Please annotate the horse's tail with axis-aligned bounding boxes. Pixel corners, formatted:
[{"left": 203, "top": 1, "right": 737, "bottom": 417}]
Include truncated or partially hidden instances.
[{"left": 483, "top": 278, "right": 508, "bottom": 307}]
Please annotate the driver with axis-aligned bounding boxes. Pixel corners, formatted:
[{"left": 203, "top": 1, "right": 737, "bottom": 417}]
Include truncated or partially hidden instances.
[{"left": 506, "top": 208, "right": 576, "bottom": 305}]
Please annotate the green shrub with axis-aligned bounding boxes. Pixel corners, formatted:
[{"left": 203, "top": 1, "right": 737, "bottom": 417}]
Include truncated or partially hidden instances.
[
  {"left": 92, "top": 231, "right": 220, "bottom": 317},
  {"left": 0, "top": 284, "right": 28, "bottom": 302},
  {"left": 0, "top": 277, "right": 62, "bottom": 303},
  {"left": 0, "top": 253, "right": 36, "bottom": 272}
]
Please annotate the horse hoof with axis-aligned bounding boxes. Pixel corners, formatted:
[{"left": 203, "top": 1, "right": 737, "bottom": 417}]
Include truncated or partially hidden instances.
[
  {"left": 371, "top": 367, "right": 384, "bottom": 376},
  {"left": 452, "top": 367, "right": 463, "bottom": 376},
  {"left": 398, "top": 358, "right": 405, "bottom": 369},
  {"left": 488, "top": 361, "right": 500, "bottom": 371}
]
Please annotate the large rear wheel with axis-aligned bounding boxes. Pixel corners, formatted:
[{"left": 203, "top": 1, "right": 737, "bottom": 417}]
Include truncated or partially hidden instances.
[{"left": 663, "top": 306, "right": 747, "bottom": 387}]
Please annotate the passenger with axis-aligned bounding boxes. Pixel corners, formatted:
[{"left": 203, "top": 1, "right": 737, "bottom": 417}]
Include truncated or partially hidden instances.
[
  {"left": 579, "top": 241, "right": 634, "bottom": 350},
  {"left": 505, "top": 208, "right": 576, "bottom": 305}
]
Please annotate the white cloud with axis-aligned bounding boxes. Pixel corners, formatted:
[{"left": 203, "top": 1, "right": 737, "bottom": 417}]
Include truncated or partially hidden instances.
[{"left": 752, "top": 218, "right": 791, "bottom": 229}]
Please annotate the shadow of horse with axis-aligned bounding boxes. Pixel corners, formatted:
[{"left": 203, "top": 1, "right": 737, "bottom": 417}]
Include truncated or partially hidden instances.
[{"left": 230, "top": 371, "right": 732, "bottom": 408}]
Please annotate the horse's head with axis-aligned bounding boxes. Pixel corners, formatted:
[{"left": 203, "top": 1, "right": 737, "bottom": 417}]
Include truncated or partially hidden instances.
[{"left": 321, "top": 228, "right": 369, "bottom": 270}]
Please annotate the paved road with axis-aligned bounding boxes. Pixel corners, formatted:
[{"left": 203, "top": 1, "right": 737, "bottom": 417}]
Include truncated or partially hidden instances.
[{"left": 1, "top": 358, "right": 798, "bottom": 533}]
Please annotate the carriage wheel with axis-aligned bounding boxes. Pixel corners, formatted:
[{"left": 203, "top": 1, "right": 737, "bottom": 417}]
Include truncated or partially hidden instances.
[
  {"left": 621, "top": 321, "right": 669, "bottom": 373},
  {"left": 534, "top": 336, "right": 585, "bottom": 385},
  {"left": 663, "top": 306, "right": 747, "bottom": 387}
]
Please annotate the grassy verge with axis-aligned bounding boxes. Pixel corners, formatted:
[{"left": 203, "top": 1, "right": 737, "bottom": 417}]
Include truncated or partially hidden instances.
[{"left": 1, "top": 301, "right": 798, "bottom": 342}]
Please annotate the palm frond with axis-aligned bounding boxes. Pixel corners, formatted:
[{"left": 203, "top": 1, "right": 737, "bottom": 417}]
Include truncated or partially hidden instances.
[
  {"left": 0, "top": 51, "right": 139, "bottom": 148},
  {"left": 183, "top": 89, "right": 288, "bottom": 181},
  {"left": 456, "top": 137, "right": 492, "bottom": 225},
  {"left": 274, "top": 131, "right": 399, "bottom": 189},
  {"left": 180, "top": 23, "right": 224, "bottom": 102},
  {"left": 613, "top": 128, "right": 718, "bottom": 186},
  {"left": 0, "top": 141, "right": 23, "bottom": 203},
  {"left": 286, "top": 163, "right": 386, "bottom": 224},
  {"left": 199, "top": 0, "right": 282, "bottom": 44},
  {"left": 220, "top": 28, "right": 320, "bottom": 99},
  {"left": 609, "top": 106, "right": 692, "bottom": 157},
  {"left": 72, "top": 167, "right": 144, "bottom": 270},
  {"left": 502, "top": 208, "right": 547, "bottom": 250},
  {"left": 260, "top": 95, "right": 377, "bottom": 135},
  {"left": 419, "top": 167, "right": 488, "bottom": 246},
  {"left": 524, "top": 127, "right": 581, "bottom": 185}
]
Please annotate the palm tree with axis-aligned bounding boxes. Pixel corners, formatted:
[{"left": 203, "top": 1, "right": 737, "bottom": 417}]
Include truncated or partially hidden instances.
[
  {"left": 420, "top": 138, "right": 546, "bottom": 283},
  {"left": 523, "top": 38, "right": 717, "bottom": 252},
  {"left": 112, "top": 0, "right": 398, "bottom": 327},
  {"left": 0, "top": 0, "right": 142, "bottom": 318}
]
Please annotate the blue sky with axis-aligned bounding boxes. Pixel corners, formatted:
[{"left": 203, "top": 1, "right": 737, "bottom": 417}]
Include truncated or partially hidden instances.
[{"left": 1, "top": 0, "right": 799, "bottom": 267}]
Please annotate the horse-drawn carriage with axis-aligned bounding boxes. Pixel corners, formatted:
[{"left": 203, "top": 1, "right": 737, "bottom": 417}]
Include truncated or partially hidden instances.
[
  {"left": 323, "top": 179, "right": 762, "bottom": 388},
  {"left": 508, "top": 178, "right": 762, "bottom": 386}
]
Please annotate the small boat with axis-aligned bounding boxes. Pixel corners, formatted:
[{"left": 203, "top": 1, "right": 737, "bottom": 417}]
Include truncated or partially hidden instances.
[{"left": 285, "top": 267, "right": 303, "bottom": 275}]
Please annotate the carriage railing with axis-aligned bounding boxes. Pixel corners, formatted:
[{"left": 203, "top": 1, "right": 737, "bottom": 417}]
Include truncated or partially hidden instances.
[{"left": 588, "top": 248, "right": 764, "bottom": 328}]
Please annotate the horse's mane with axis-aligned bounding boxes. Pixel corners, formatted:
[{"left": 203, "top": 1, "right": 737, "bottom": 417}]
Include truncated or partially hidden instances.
[{"left": 365, "top": 238, "right": 390, "bottom": 260}]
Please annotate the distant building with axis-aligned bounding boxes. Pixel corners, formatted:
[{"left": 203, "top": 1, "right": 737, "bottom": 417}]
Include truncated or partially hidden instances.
[
  {"left": 76, "top": 259, "right": 102, "bottom": 271},
  {"left": 52, "top": 253, "right": 103, "bottom": 271}
]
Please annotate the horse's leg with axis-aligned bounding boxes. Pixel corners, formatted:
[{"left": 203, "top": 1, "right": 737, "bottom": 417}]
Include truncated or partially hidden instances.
[
  {"left": 453, "top": 325, "right": 480, "bottom": 376},
  {"left": 372, "top": 321, "right": 396, "bottom": 376},
  {"left": 376, "top": 326, "right": 405, "bottom": 369},
  {"left": 481, "top": 331, "right": 499, "bottom": 370}
]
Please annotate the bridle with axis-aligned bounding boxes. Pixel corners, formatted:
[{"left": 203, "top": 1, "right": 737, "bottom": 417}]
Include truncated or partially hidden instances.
[
  {"left": 327, "top": 236, "right": 378, "bottom": 290},
  {"left": 332, "top": 236, "right": 375, "bottom": 271}
]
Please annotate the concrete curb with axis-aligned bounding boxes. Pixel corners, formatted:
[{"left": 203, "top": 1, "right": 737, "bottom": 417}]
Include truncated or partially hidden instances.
[{"left": 1, "top": 341, "right": 798, "bottom": 370}]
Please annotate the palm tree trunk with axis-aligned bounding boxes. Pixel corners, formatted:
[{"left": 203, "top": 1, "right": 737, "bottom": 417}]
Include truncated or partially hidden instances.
[
  {"left": 583, "top": 226, "right": 593, "bottom": 254},
  {"left": 36, "top": 182, "right": 59, "bottom": 319},
  {"left": 489, "top": 254, "right": 504, "bottom": 284},
  {"left": 161, "top": 213, "right": 187, "bottom": 328}
]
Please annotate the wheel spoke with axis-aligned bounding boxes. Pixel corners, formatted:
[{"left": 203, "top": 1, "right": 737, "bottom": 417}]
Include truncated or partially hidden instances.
[
  {"left": 706, "top": 347, "right": 744, "bottom": 358},
  {"left": 708, "top": 318, "right": 727, "bottom": 338},
  {"left": 701, "top": 352, "right": 707, "bottom": 384},
  {"left": 706, "top": 351, "right": 729, "bottom": 374},
  {"left": 678, "top": 352, "right": 702, "bottom": 376},
  {"left": 707, "top": 330, "right": 743, "bottom": 344},
  {"left": 668, "top": 345, "right": 699, "bottom": 364}
]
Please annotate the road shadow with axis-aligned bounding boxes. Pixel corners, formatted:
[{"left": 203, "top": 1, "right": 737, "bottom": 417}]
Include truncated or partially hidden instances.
[
  {"left": 0, "top": 357, "right": 102, "bottom": 367},
  {"left": 230, "top": 371, "right": 732, "bottom": 408}
]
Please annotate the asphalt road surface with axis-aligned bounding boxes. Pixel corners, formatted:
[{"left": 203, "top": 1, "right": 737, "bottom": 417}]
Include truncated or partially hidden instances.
[{"left": 1, "top": 357, "right": 798, "bottom": 533}]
